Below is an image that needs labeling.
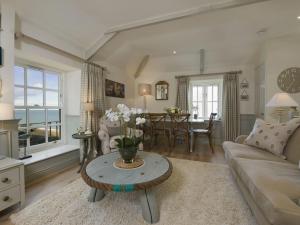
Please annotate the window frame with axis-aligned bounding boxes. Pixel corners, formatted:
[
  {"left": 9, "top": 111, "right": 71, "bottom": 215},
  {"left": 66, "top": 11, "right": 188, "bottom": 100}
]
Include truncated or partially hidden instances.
[
  {"left": 189, "top": 79, "right": 223, "bottom": 120},
  {"left": 14, "top": 63, "right": 64, "bottom": 152}
]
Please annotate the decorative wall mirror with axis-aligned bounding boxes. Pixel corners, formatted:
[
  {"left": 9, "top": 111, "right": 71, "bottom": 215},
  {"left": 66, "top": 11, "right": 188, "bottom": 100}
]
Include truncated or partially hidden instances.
[{"left": 155, "top": 81, "right": 169, "bottom": 100}]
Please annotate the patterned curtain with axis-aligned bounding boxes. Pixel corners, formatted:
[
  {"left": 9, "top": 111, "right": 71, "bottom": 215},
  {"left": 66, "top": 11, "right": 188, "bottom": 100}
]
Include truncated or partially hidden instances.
[
  {"left": 80, "top": 62, "right": 106, "bottom": 156},
  {"left": 176, "top": 77, "right": 190, "bottom": 112},
  {"left": 222, "top": 73, "right": 240, "bottom": 141}
]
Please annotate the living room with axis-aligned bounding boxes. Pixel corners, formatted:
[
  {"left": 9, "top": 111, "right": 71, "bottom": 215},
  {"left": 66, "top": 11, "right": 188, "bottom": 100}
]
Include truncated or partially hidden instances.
[{"left": 0, "top": 0, "right": 300, "bottom": 225}]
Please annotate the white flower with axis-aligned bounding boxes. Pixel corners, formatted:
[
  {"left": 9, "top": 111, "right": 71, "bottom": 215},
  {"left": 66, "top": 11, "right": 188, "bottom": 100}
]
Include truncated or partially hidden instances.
[
  {"left": 130, "top": 107, "right": 144, "bottom": 114},
  {"left": 136, "top": 117, "right": 146, "bottom": 125},
  {"left": 117, "top": 104, "right": 130, "bottom": 114}
]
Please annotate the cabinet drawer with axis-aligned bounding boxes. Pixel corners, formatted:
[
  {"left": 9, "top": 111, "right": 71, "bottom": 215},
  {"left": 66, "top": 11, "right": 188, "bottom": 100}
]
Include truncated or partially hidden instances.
[
  {"left": 0, "top": 167, "right": 20, "bottom": 191},
  {"left": 0, "top": 185, "right": 21, "bottom": 211}
]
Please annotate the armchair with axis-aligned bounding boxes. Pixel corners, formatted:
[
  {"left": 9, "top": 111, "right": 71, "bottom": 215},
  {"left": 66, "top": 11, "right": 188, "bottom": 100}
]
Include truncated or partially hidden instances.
[{"left": 98, "top": 117, "right": 143, "bottom": 154}]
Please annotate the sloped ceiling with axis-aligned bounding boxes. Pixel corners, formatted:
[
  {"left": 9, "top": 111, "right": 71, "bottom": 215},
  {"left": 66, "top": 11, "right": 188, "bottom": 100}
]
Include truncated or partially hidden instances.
[
  {"left": 15, "top": 0, "right": 268, "bottom": 59},
  {"left": 93, "top": 0, "right": 300, "bottom": 72}
]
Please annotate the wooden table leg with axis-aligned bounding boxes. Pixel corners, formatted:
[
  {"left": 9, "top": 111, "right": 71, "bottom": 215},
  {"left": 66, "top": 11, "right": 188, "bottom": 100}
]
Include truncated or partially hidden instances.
[
  {"left": 88, "top": 188, "right": 105, "bottom": 202},
  {"left": 139, "top": 189, "right": 159, "bottom": 224},
  {"left": 78, "top": 139, "right": 88, "bottom": 173},
  {"left": 190, "top": 131, "right": 194, "bottom": 153}
]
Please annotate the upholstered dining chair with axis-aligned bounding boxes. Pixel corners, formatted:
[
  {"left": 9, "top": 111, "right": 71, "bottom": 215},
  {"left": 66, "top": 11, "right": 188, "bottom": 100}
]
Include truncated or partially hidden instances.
[
  {"left": 170, "top": 113, "right": 191, "bottom": 152},
  {"left": 148, "top": 113, "right": 171, "bottom": 148},
  {"left": 190, "top": 113, "right": 217, "bottom": 153}
]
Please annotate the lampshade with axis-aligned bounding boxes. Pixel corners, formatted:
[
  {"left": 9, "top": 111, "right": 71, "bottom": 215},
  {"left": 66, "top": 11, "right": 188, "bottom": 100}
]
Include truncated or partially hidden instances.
[
  {"left": 138, "top": 83, "right": 152, "bottom": 96},
  {"left": 84, "top": 102, "right": 94, "bottom": 112},
  {"left": 266, "top": 93, "right": 299, "bottom": 107},
  {"left": 0, "top": 103, "right": 14, "bottom": 120}
]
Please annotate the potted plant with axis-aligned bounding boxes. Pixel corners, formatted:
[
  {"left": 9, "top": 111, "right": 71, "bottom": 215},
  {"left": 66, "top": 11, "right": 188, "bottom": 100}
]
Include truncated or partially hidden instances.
[{"left": 105, "top": 104, "right": 146, "bottom": 163}]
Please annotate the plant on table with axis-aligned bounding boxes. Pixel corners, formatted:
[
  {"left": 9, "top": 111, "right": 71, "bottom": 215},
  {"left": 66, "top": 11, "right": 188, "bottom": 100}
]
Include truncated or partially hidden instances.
[{"left": 105, "top": 104, "right": 146, "bottom": 163}]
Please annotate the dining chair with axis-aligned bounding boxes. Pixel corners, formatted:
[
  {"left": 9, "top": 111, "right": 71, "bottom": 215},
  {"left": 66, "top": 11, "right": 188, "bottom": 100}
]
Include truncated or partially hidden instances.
[
  {"left": 148, "top": 113, "right": 171, "bottom": 148},
  {"left": 190, "top": 113, "right": 217, "bottom": 153},
  {"left": 170, "top": 113, "right": 191, "bottom": 152}
]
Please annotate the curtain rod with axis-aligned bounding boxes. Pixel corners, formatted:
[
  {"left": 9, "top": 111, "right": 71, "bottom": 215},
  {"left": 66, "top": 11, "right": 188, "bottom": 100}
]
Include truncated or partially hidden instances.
[
  {"left": 84, "top": 61, "right": 107, "bottom": 71},
  {"left": 175, "top": 70, "right": 242, "bottom": 79}
]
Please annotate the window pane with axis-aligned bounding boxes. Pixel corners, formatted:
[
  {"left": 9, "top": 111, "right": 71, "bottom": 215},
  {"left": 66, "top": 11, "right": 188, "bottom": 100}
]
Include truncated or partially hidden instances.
[
  {"left": 48, "top": 125, "right": 61, "bottom": 142},
  {"left": 46, "top": 91, "right": 59, "bottom": 106},
  {"left": 14, "top": 66, "right": 25, "bottom": 85},
  {"left": 18, "top": 127, "right": 28, "bottom": 148},
  {"left": 29, "top": 109, "right": 45, "bottom": 126},
  {"left": 48, "top": 109, "right": 61, "bottom": 124},
  {"left": 14, "top": 87, "right": 25, "bottom": 106},
  {"left": 27, "top": 88, "right": 43, "bottom": 106},
  {"left": 27, "top": 68, "right": 43, "bottom": 88},
  {"left": 15, "top": 109, "right": 26, "bottom": 126},
  {"left": 212, "top": 102, "right": 218, "bottom": 114},
  {"left": 207, "top": 102, "right": 212, "bottom": 117},
  {"left": 192, "top": 87, "right": 197, "bottom": 101},
  {"left": 45, "top": 72, "right": 59, "bottom": 90},
  {"left": 29, "top": 127, "right": 46, "bottom": 146},
  {"left": 197, "top": 86, "right": 203, "bottom": 101},
  {"left": 197, "top": 103, "right": 203, "bottom": 117},
  {"left": 213, "top": 86, "right": 218, "bottom": 101},
  {"left": 207, "top": 86, "right": 212, "bottom": 101}
]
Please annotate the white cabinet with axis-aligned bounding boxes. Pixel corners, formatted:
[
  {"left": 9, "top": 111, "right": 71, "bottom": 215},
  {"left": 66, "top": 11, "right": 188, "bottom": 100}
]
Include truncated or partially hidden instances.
[{"left": 0, "top": 157, "right": 25, "bottom": 211}]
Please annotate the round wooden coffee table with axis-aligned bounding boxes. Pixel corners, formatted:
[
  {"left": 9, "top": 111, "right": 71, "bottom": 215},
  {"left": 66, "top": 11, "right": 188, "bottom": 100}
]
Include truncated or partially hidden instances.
[{"left": 81, "top": 151, "right": 172, "bottom": 224}]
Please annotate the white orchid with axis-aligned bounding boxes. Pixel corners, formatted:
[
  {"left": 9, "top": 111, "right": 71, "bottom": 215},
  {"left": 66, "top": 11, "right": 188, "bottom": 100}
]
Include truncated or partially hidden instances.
[{"left": 136, "top": 117, "right": 146, "bottom": 125}]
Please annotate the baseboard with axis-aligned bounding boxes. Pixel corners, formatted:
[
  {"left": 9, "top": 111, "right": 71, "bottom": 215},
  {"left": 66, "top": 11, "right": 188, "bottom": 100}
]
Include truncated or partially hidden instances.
[{"left": 25, "top": 149, "right": 80, "bottom": 186}]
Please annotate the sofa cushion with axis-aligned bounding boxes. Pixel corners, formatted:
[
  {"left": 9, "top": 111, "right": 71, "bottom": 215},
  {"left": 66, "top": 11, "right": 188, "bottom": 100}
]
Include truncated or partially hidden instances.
[
  {"left": 233, "top": 158, "right": 300, "bottom": 225},
  {"left": 284, "top": 127, "right": 300, "bottom": 164},
  {"left": 244, "top": 118, "right": 300, "bottom": 156},
  {"left": 223, "top": 141, "right": 287, "bottom": 163}
]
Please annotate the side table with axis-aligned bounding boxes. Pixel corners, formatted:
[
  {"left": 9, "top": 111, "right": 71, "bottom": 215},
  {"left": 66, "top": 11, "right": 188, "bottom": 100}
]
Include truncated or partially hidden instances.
[{"left": 72, "top": 133, "right": 95, "bottom": 173}]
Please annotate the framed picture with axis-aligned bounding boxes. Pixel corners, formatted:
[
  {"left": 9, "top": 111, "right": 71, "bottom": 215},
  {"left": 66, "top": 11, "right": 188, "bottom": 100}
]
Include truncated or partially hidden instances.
[
  {"left": 105, "top": 79, "right": 125, "bottom": 98},
  {"left": 240, "top": 79, "right": 249, "bottom": 89},
  {"left": 155, "top": 81, "right": 169, "bottom": 100}
]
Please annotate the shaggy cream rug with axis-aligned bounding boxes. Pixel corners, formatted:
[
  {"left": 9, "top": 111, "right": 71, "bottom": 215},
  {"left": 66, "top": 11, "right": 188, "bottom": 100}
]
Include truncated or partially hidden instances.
[{"left": 11, "top": 159, "right": 257, "bottom": 225}]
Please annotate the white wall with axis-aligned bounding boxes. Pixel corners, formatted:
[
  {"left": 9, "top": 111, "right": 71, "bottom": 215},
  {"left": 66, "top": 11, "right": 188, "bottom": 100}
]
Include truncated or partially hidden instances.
[
  {"left": 0, "top": 0, "right": 15, "bottom": 112},
  {"left": 263, "top": 35, "right": 300, "bottom": 122},
  {"left": 95, "top": 61, "right": 135, "bottom": 109},
  {"left": 134, "top": 55, "right": 255, "bottom": 114},
  {"left": 65, "top": 70, "right": 81, "bottom": 116}
]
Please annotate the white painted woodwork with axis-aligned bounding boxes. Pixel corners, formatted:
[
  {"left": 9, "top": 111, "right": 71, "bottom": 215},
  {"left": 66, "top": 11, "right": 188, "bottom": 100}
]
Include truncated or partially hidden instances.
[
  {"left": 134, "top": 55, "right": 150, "bottom": 78},
  {"left": 0, "top": 157, "right": 25, "bottom": 211}
]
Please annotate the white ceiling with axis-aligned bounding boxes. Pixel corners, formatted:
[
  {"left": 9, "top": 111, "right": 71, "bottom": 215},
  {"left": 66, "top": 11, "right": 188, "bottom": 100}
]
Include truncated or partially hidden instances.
[
  {"left": 14, "top": 0, "right": 300, "bottom": 72},
  {"left": 15, "top": 0, "right": 229, "bottom": 56},
  {"left": 93, "top": 0, "right": 300, "bottom": 71}
]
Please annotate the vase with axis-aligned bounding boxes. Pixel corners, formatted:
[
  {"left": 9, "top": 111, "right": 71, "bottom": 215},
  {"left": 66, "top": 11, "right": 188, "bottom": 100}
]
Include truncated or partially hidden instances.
[{"left": 118, "top": 146, "right": 138, "bottom": 163}]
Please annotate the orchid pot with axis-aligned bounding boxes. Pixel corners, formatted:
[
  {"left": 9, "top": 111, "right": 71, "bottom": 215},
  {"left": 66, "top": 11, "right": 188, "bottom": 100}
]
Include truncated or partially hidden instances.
[{"left": 105, "top": 104, "right": 146, "bottom": 163}]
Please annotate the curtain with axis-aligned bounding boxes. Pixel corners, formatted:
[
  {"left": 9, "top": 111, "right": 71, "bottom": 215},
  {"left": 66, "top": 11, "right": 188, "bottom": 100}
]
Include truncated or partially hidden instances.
[
  {"left": 222, "top": 73, "right": 240, "bottom": 141},
  {"left": 80, "top": 62, "right": 106, "bottom": 156},
  {"left": 176, "top": 77, "right": 189, "bottom": 112}
]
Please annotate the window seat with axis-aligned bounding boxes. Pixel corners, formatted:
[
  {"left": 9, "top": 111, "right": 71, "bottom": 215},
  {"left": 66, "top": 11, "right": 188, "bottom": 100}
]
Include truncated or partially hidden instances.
[{"left": 22, "top": 144, "right": 79, "bottom": 166}]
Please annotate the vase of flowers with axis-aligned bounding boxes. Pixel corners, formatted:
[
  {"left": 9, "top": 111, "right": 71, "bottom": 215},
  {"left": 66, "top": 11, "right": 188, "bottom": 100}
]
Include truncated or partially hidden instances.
[
  {"left": 105, "top": 104, "right": 146, "bottom": 163},
  {"left": 164, "top": 106, "right": 182, "bottom": 114}
]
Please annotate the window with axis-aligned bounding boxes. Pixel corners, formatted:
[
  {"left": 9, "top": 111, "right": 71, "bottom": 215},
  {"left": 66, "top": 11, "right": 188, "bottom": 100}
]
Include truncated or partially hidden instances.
[
  {"left": 14, "top": 65, "right": 62, "bottom": 150},
  {"left": 190, "top": 79, "right": 222, "bottom": 119}
]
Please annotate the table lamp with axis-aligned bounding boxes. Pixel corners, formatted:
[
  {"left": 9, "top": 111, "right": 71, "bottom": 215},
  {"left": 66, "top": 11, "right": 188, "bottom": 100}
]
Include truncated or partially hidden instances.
[
  {"left": 266, "top": 92, "right": 299, "bottom": 122},
  {"left": 138, "top": 83, "right": 151, "bottom": 111},
  {"left": 84, "top": 102, "right": 94, "bottom": 134}
]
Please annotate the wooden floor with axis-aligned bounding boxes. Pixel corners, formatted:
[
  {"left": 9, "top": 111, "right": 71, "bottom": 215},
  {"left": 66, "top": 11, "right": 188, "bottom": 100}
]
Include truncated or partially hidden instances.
[{"left": 0, "top": 142, "right": 225, "bottom": 225}]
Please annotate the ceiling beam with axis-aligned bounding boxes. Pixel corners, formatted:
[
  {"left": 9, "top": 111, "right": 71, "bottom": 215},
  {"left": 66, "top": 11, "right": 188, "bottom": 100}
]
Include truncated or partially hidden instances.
[
  {"left": 105, "top": 0, "right": 271, "bottom": 34},
  {"left": 134, "top": 55, "right": 150, "bottom": 78},
  {"left": 85, "top": 32, "right": 117, "bottom": 61}
]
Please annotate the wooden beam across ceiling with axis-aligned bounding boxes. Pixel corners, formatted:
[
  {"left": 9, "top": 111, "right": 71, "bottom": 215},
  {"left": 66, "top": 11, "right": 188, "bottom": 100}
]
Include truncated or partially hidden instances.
[
  {"left": 104, "top": 0, "right": 271, "bottom": 34},
  {"left": 134, "top": 55, "right": 150, "bottom": 78}
]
